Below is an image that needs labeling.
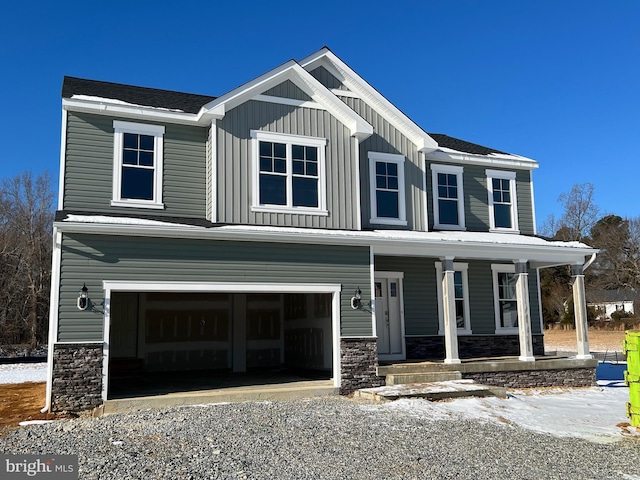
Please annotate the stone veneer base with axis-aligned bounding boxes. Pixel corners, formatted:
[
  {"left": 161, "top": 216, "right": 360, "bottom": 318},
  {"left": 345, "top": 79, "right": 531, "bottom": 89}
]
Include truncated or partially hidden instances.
[
  {"left": 51, "top": 343, "right": 103, "bottom": 412},
  {"left": 406, "top": 334, "right": 545, "bottom": 359},
  {"left": 340, "top": 338, "right": 384, "bottom": 395},
  {"left": 464, "top": 368, "right": 596, "bottom": 388}
]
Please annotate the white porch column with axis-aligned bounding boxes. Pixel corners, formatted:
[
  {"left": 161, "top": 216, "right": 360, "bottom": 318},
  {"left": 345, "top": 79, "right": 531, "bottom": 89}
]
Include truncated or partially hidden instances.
[
  {"left": 442, "top": 257, "right": 461, "bottom": 364},
  {"left": 572, "top": 265, "right": 593, "bottom": 359},
  {"left": 515, "top": 261, "right": 535, "bottom": 362}
]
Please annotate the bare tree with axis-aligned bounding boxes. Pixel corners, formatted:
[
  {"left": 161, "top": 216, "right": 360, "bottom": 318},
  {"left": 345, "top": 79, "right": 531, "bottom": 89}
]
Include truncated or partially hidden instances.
[
  {"left": 0, "top": 171, "right": 54, "bottom": 349},
  {"left": 556, "top": 182, "right": 600, "bottom": 242}
]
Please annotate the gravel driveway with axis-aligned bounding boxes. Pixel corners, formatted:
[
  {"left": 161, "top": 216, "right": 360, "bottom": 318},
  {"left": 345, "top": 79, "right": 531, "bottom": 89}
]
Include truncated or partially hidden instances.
[{"left": 1, "top": 397, "right": 638, "bottom": 479}]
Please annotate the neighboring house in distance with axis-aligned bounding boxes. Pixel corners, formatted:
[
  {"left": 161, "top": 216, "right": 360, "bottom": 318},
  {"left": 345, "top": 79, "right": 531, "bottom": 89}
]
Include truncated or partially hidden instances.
[
  {"left": 45, "top": 48, "right": 598, "bottom": 412},
  {"left": 588, "top": 290, "right": 636, "bottom": 320}
]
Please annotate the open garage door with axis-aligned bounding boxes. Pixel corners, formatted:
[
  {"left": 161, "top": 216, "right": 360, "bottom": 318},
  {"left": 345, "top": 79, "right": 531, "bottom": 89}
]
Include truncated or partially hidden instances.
[{"left": 107, "top": 290, "right": 334, "bottom": 399}]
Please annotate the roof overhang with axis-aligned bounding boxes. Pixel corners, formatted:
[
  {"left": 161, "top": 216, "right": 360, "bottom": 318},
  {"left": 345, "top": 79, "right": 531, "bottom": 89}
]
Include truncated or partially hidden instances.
[
  {"left": 299, "top": 48, "right": 439, "bottom": 153},
  {"left": 426, "top": 148, "right": 539, "bottom": 171},
  {"left": 200, "top": 60, "right": 373, "bottom": 139},
  {"left": 56, "top": 215, "right": 596, "bottom": 269}
]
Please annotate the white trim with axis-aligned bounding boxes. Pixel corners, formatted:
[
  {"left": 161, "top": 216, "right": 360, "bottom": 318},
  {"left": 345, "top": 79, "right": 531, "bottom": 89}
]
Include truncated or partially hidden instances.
[
  {"left": 486, "top": 169, "right": 520, "bottom": 233},
  {"left": 354, "top": 136, "right": 362, "bottom": 230},
  {"left": 421, "top": 151, "right": 429, "bottom": 231},
  {"left": 253, "top": 94, "right": 326, "bottom": 110},
  {"left": 492, "top": 264, "right": 519, "bottom": 334},
  {"left": 210, "top": 120, "right": 218, "bottom": 223},
  {"left": 330, "top": 88, "right": 359, "bottom": 98},
  {"left": 57, "top": 110, "right": 67, "bottom": 210},
  {"left": 43, "top": 228, "right": 62, "bottom": 413},
  {"left": 299, "top": 49, "right": 438, "bottom": 152},
  {"left": 431, "top": 164, "right": 465, "bottom": 230},
  {"left": 368, "top": 152, "right": 407, "bottom": 226},
  {"left": 426, "top": 149, "right": 538, "bottom": 171},
  {"left": 112, "top": 120, "right": 165, "bottom": 209},
  {"left": 435, "top": 262, "right": 472, "bottom": 335},
  {"left": 370, "top": 248, "right": 376, "bottom": 337},
  {"left": 374, "top": 271, "right": 405, "bottom": 279},
  {"left": 251, "top": 130, "right": 328, "bottom": 214},
  {"left": 101, "top": 281, "right": 343, "bottom": 400}
]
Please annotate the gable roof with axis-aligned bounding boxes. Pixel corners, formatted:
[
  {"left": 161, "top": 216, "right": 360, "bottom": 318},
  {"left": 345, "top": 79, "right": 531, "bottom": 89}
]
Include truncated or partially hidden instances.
[{"left": 62, "top": 76, "right": 216, "bottom": 114}]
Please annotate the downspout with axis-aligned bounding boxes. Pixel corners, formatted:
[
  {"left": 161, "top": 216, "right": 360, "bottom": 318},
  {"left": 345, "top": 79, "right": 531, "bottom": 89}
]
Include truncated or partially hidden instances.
[{"left": 583, "top": 252, "right": 597, "bottom": 271}]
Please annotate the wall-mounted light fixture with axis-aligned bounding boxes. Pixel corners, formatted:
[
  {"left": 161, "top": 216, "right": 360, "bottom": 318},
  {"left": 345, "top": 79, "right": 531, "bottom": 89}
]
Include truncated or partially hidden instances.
[
  {"left": 350, "top": 287, "right": 362, "bottom": 310},
  {"left": 77, "top": 283, "right": 89, "bottom": 311}
]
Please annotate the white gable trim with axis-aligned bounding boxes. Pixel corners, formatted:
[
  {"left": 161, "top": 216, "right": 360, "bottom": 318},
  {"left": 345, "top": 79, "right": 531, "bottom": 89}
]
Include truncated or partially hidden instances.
[
  {"left": 202, "top": 61, "right": 373, "bottom": 140},
  {"left": 252, "top": 94, "right": 326, "bottom": 110},
  {"left": 300, "top": 48, "right": 438, "bottom": 153}
]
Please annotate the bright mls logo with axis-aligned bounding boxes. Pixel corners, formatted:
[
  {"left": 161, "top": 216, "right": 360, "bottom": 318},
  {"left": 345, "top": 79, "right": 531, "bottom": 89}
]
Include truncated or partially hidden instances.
[{"left": 1, "top": 455, "right": 78, "bottom": 479}]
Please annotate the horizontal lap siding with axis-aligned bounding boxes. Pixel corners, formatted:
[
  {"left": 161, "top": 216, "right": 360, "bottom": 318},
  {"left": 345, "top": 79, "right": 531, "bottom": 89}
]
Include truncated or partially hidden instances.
[
  {"left": 217, "top": 100, "right": 358, "bottom": 229},
  {"left": 375, "top": 257, "right": 541, "bottom": 336},
  {"left": 340, "top": 98, "right": 422, "bottom": 231},
  {"left": 64, "top": 112, "right": 207, "bottom": 218},
  {"left": 57, "top": 234, "right": 371, "bottom": 341}
]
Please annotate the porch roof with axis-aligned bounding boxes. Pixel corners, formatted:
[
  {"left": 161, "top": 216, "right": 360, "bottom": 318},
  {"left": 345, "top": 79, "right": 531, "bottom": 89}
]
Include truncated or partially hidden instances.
[{"left": 56, "top": 214, "right": 597, "bottom": 269}]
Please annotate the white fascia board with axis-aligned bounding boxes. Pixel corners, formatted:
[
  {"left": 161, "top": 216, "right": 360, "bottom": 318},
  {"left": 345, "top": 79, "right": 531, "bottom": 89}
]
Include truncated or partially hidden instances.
[
  {"left": 62, "top": 98, "right": 211, "bottom": 126},
  {"left": 299, "top": 49, "right": 438, "bottom": 152},
  {"left": 426, "top": 149, "right": 539, "bottom": 170},
  {"left": 203, "top": 61, "right": 372, "bottom": 139},
  {"left": 55, "top": 220, "right": 597, "bottom": 266}
]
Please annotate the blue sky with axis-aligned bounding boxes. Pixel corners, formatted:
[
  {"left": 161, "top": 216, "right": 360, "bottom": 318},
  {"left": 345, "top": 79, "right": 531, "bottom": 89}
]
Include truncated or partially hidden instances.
[{"left": 1, "top": 1, "right": 638, "bottom": 229}]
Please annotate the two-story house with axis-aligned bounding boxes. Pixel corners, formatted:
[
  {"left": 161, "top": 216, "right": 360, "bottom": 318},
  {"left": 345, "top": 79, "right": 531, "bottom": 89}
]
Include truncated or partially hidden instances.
[{"left": 45, "top": 48, "right": 598, "bottom": 412}]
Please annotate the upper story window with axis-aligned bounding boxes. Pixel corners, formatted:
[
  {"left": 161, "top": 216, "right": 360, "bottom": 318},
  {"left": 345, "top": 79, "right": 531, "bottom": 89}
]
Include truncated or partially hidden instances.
[
  {"left": 435, "top": 262, "right": 471, "bottom": 335},
  {"left": 492, "top": 264, "right": 519, "bottom": 333},
  {"left": 486, "top": 169, "right": 519, "bottom": 233},
  {"left": 251, "top": 130, "right": 327, "bottom": 215},
  {"left": 431, "top": 164, "right": 465, "bottom": 230},
  {"left": 112, "top": 121, "right": 165, "bottom": 209},
  {"left": 368, "top": 152, "right": 407, "bottom": 226}
]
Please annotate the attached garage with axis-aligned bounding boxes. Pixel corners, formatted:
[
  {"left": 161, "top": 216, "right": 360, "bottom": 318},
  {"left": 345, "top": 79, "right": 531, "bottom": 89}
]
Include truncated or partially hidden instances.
[{"left": 104, "top": 283, "right": 340, "bottom": 400}]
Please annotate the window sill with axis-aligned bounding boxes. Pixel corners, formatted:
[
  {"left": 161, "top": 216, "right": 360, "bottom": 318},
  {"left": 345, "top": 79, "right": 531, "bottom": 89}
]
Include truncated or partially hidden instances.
[
  {"left": 370, "top": 218, "right": 408, "bottom": 226},
  {"left": 251, "top": 205, "right": 329, "bottom": 216},
  {"left": 111, "top": 200, "right": 165, "bottom": 210},
  {"left": 489, "top": 228, "right": 520, "bottom": 234},
  {"left": 433, "top": 224, "right": 466, "bottom": 231}
]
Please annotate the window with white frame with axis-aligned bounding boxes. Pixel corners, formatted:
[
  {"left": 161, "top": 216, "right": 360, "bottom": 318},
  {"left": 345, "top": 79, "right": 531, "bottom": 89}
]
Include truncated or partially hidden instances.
[
  {"left": 251, "top": 130, "right": 327, "bottom": 214},
  {"left": 369, "top": 152, "right": 406, "bottom": 225},
  {"left": 435, "top": 262, "right": 471, "bottom": 334},
  {"left": 112, "top": 121, "right": 165, "bottom": 209},
  {"left": 431, "top": 164, "right": 464, "bottom": 229},
  {"left": 492, "top": 264, "right": 519, "bottom": 332},
  {"left": 486, "top": 169, "right": 519, "bottom": 232}
]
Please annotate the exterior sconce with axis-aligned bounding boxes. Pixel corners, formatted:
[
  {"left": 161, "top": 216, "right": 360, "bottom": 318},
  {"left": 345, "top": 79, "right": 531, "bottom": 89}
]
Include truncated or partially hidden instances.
[
  {"left": 77, "top": 283, "right": 89, "bottom": 311},
  {"left": 350, "top": 287, "right": 362, "bottom": 310}
]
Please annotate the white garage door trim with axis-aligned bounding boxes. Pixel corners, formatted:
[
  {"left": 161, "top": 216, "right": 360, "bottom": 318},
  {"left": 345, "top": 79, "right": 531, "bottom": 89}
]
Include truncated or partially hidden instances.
[{"left": 102, "top": 281, "right": 342, "bottom": 400}]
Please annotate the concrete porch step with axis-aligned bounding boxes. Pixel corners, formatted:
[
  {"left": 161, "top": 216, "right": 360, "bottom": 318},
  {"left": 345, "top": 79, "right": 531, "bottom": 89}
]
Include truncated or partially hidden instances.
[
  {"left": 355, "top": 380, "right": 507, "bottom": 403},
  {"left": 386, "top": 371, "right": 462, "bottom": 385}
]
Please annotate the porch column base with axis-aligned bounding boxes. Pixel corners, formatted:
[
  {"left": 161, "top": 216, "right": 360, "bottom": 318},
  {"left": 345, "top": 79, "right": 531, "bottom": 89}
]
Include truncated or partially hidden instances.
[
  {"left": 575, "top": 354, "right": 594, "bottom": 360},
  {"left": 518, "top": 355, "right": 536, "bottom": 362},
  {"left": 444, "top": 358, "right": 462, "bottom": 364}
]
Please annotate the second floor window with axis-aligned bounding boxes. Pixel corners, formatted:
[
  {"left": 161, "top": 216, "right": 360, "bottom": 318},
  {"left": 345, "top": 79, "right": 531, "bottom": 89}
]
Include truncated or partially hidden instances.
[
  {"left": 112, "top": 121, "right": 165, "bottom": 209},
  {"left": 251, "top": 131, "right": 327, "bottom": 215},
  {"left": 486, "top": 169, "right": 519, "bottom": 232},
  {"left": 431, "top": 164, "right": 464, "bottom": 230},
  {"left": 368, "top": 152, "right": 407, "bottom": 226}
]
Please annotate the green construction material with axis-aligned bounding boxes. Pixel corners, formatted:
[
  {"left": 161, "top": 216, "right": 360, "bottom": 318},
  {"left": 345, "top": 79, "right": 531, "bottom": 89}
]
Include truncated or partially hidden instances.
[{"left": 623, "top": 330, "right": 640, "bottom": 427}]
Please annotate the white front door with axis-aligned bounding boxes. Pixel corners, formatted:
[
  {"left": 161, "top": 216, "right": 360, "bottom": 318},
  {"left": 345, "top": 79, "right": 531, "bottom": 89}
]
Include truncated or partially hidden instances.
[{"left": 374, "top": 275, "right": 405, "bottom": 360}]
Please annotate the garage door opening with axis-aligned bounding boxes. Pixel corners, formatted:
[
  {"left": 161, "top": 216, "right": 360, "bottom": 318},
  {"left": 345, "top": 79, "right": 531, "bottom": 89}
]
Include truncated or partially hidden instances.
[{"left": 107, "top": 291, "right": 334, "bottom": 399}]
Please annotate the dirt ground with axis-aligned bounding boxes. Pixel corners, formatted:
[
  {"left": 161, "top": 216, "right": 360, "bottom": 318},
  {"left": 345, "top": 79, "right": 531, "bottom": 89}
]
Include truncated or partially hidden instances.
[
  {"left": 544, "top": 329, "right": 626, "bottom": 352},
  {"left": 0, "top": 382, "right": 69, "bottom": 433}
]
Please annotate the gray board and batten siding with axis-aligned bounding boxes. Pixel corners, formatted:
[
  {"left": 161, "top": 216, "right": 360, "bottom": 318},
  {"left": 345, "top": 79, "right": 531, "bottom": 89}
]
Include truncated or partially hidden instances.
[
  {"left": 64, "top": 112, "right": 208, "bottom": 218},
  {"left": 374, "top": 256, "right": 541, "bottom": 337},
  {"left": 262, "top": 80, "right": 312, "bottom": 101},
  {"left": 215, "top": 99, "right": 360, "bottom": 229},
  {"left": 57, "top": 233, "right": 372, "bottom": 342}
]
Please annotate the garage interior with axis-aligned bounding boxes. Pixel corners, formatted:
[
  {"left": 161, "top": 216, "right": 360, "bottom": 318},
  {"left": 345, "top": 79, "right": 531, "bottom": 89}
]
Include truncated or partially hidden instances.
[{"left": 107, "top": 291, "right": 334, "bottom": 399}]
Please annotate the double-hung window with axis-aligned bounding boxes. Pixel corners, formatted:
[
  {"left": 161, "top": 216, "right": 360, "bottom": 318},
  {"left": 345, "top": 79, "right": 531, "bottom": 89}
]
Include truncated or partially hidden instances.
[
  {"left": 369, "top": 152, "right": 406, "bottom": 226},
  {"left": 431, "top": 164, "right": 464, "bottom": 230},
  {"left": 251, "top": 131, "right": 327, "bottom": 215},
  {"left": 492, "top": 264, "right": 519, "bottom": 333},
  {"left": 112, "top": 121, "right": 165, "bottom": 209},
  {"left": 486, "top": 170, "right": 519, "bottom": 232},
  {"left": 435, "top": 262, "right": 471, "bottom": 334}
]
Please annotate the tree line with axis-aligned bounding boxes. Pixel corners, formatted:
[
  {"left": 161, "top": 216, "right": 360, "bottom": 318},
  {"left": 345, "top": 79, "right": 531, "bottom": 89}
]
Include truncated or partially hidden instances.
[
  {"left": 0, "top": 171, "right": 54, "bottom": 349},
  {"left": 539, "top": 183, "right": 640, "bottom": 326}
]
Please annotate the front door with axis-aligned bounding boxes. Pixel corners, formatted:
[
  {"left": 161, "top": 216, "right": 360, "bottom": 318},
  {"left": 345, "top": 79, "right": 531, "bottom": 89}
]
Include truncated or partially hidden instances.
[{"left": 374, "top": 276, "right": 404, "bottom": 360}]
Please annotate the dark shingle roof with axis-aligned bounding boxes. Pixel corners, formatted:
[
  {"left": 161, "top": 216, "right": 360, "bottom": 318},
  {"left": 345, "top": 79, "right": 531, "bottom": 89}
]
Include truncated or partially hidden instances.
[
  {"left": 428, "top": 133, "right": 508, "bottom": 156},
  {"left": 62, "top": 77, "right": 217, "bottom": 114}
]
